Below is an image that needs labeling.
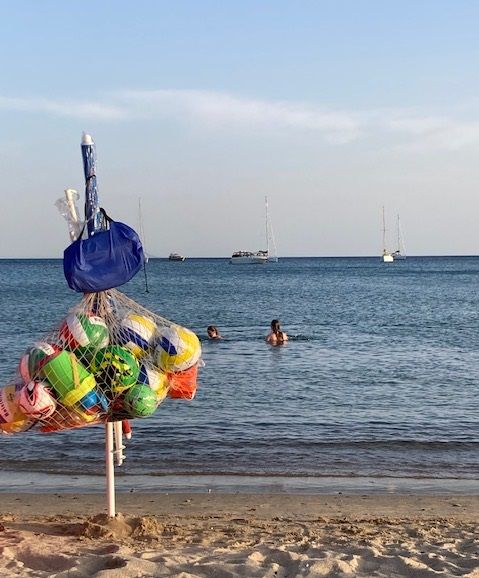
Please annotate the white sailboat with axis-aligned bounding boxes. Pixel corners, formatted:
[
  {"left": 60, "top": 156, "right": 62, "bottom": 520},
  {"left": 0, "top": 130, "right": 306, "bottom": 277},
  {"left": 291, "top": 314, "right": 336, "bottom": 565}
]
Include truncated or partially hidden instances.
[
  {"left": 265, "top": 196, "right": 278, "bottom": 262},
  {"left": 381, "top": 206, "right": 394, "bottom": 263},
  {"left": 229, "top": 250, "right": 268, "bottom": 264},
  {"left": 391, "top": 214, "right": 406, "bottom": 260},
  {"left": 138, "top": 197, "right": 149, "bottom": 263},
  {"left": 229, "top": 197, "right": 276, "bottom": 265}
]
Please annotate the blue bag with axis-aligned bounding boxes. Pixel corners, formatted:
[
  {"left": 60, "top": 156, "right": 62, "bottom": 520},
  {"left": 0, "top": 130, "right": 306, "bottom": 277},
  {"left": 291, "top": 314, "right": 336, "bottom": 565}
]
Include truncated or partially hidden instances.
[{"left": 63, "top": 209, "right": 145, "bottom": 293}]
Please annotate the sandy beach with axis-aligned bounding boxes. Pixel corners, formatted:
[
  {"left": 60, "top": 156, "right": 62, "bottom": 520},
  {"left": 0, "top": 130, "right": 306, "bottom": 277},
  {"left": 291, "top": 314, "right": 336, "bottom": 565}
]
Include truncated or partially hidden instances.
[{"left": 1, "top": 492, "right": 479, "bottom": 577}]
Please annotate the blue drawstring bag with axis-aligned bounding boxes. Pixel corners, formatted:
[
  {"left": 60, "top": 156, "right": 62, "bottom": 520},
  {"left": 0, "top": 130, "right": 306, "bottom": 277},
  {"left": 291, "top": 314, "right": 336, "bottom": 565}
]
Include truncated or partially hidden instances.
[{"left": 63, "top": 209, "right": 145, "bottom": 293}]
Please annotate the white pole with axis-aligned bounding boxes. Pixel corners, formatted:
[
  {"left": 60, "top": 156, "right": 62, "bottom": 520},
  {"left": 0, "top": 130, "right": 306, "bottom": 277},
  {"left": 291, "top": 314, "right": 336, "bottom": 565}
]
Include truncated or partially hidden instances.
[
  {"left": 105, "top": 422, "right": 116, "bottom": 517},
  {"left": 113, "top": 420, "right": 125, "bottom": 466}
]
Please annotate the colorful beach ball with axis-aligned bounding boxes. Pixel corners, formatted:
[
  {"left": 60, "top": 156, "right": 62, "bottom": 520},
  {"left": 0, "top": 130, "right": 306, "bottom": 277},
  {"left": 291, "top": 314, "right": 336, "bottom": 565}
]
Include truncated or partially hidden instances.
[
  {"left": 138, "top": 364, "right": 169, "bottom": 402},
  {"left": 123, "top": 384, "right": 158, "bottom": 418},
  {"left": 118, "top": 313, "right": 156, "bottom": 358},
  {"left": 17, "top": 381, "right": 57, "bottom": 420},
  {"left": 155, "top": 326, "right": 201, "bottom": 372},
  {"left": 59, "top": 312, "right": 109, "bottom": 358},
  {"left": 0, "top": 384, "right": 35, "bottom": 433},
  {"left": 91, "top": 346, "right": 140, "bottom": 393},
  {"left": 18, "top": 341, "right": 59, "bottom": 383}
]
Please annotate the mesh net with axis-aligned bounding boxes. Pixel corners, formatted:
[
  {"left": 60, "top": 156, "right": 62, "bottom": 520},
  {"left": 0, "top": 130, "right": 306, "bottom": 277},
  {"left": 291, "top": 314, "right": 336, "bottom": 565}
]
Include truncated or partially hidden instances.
[{"left": 0, "top": 289, "right": 202, "bottom": 434}]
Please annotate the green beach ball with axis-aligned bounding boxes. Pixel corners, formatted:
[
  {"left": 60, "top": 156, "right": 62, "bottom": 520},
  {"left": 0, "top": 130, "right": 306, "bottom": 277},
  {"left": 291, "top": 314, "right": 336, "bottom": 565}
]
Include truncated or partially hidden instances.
[
  {"left": 91, "top": 345, "right": 140, "bottom": 393},
  {"left": 59, "top": 312, "right": 109, "bottom": 362},
  {"left": 123, "top": 384, "right": 158, "bottom": 418}
]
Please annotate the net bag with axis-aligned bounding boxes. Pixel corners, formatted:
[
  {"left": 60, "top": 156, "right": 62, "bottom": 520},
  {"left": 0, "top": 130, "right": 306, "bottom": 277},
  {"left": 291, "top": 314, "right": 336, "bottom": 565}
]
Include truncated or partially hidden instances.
[{"left": 0, "top": 290, "right": 202, "bottom": 434}]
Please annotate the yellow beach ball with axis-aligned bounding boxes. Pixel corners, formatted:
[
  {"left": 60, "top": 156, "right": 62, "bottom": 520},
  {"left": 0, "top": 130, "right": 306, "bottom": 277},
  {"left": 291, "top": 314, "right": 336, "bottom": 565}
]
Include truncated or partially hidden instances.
[
  {"left": 118, "top": 313, "right": 157, "bottom": 358},
  {"left": 155, "top": 325, "right": 201, "bottom": 372}
]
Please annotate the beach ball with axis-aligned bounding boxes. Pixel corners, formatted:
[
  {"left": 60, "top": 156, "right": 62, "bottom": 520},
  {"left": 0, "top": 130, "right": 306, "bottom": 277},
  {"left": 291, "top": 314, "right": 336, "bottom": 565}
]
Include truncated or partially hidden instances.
[
  {"left": 91, "top": 346, "right": 140, "bottom": 393},
  {"left": 18, "top": 341, "right": 60, "bottom": 383},
  {"left": 138, "top": 364, "right": 169, "bottom": 402},
  {"left": 0, "top": 384, "right": 35, "bottom": 433},
  {"left": 155, "top": 326, "right": 201, "bottom": 372},
  {"left": 17, "top": 381, "right": 57, "bottom": 420},
  {"left": 118, "top": 313, "right": 157, "bottom": 358},
  {"left": 59, "top": 312, "right": 109, "bottom": 359},
  {"left": 123, "top": 384, "right": 158, "bottom": 418}
]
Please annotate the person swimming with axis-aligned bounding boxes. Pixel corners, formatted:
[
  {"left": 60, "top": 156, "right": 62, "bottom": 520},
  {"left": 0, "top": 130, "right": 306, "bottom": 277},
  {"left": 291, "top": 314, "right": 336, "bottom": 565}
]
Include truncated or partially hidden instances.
[
  {"left": 207, "top": 325, "right": 222, "bottom": 340},
  {"left": 266, "top": 319, "right": 288, "bottom": 345}
]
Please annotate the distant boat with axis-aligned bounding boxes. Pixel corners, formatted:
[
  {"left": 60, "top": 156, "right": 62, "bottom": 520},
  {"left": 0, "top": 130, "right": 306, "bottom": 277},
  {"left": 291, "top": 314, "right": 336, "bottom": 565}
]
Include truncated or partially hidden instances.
[
  {"left": 229, "top": 197, "right": 276, "bottom": 265},
  {"left": 381, "top": 206, "right": 394, "bottom": 263},
  {"left": 169, "top": 253, "right": 186, "bottom": 262},
  {"left": 265, "top": 196, "right": 278, "bottom": 263},
  {"left": 391, "top": 214, "right": 406, "bottom": 260},
  {"left": 230, "top": 250, "right": 268, "bottom": 264}
]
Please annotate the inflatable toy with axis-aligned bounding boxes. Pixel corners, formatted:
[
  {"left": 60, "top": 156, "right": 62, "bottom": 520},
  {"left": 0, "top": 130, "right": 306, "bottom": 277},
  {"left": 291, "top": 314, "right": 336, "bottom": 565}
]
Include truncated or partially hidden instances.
[
  {"left": 0, "top": 384, "right": 35, "bottom": 433},
  {"left": 18, "top": 342, "right": 59, "bottom": 383},
  {"left": 59, "top": 312, "right": 109, "bottom": 356},
  {"left": 155, "top": 325, "right": 201, "bottom": 372},
  {"left": 118, "top": 313, "right": 156, "bottom": 358},
  {"left": 138, "top": 364, "right": 169, "bottom": 402},
  {"left": 91, "top": 345, "right": 140, "bottom": 393},
  {"left": 123, "top": 384, "right": 157, "bottom": 418},
  {"left": 17, "top": 381, "right": 56, "bottom": 420}
]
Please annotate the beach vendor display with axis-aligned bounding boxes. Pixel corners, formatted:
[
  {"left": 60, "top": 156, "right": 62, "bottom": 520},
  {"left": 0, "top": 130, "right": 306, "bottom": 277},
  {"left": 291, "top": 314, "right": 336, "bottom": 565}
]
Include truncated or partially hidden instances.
[{"left": 0, "top": 134, "right": 202, "bottom": 516}]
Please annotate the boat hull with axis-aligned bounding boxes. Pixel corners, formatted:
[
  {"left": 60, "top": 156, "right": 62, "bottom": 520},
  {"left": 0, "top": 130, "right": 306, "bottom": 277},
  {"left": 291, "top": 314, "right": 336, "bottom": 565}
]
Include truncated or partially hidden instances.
[{"left": 230, "top": 254, "right": 268, "bottom": 264}]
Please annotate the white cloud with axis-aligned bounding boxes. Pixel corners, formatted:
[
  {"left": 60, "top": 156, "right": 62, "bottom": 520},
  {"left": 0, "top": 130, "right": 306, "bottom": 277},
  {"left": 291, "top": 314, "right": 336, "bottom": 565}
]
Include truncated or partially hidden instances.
[
  {"left": 0, "top": 90, "right": 361, "bottom": 143},
  {"left": 116, "top": 89, "right": 362, "bottom": 142},
  {"left": 1, "top": 90, "right": 479, "bottom": 150},
  {"left": 0, "top": 96, "right": 125, "bottom": 120},
  {"left": 387, "top": 114, "right": 479, "bottom": 150}
]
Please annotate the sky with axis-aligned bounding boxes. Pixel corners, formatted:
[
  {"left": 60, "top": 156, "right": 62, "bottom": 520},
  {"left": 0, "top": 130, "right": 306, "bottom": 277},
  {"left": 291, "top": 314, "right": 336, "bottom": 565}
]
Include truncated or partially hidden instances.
[{"left": 1, "top": 0, "right": 479, "bottom": 257}]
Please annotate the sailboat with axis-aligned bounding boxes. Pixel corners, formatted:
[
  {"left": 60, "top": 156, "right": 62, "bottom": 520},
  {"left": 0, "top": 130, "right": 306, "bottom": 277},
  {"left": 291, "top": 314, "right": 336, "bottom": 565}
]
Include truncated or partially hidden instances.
[
  {"left": 138, "top": 197, "right": 149, "bottom": 263},
  {"left": 229, "top": 197, "right": 278, "bottom": 264},
  {"left": 381, "top": 206, "right": 394, "bottom": 263},
  {"left": 391, "top": 214, "right": 406, "bottom": 260},
  {"left": 265, "top": 196, "right": 278, "bottom": 262}
]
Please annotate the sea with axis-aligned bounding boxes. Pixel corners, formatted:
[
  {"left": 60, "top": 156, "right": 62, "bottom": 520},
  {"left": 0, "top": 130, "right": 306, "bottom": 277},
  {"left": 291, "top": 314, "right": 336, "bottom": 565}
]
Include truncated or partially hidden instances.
[{"left": 1, "top": 256, "right": 479, "bottom": 494}]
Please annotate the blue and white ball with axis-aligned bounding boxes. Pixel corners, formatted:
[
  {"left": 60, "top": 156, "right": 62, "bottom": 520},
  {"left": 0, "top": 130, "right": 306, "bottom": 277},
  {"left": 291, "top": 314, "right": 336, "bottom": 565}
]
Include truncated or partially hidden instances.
[
  {"left": 138, "top": 364, "right": 169, "bottom": 402},
  {"left": 118, "top": 313, "right": 157, "bottom": 358},
  {"left": 155, "top": 325, "right": 201, "bottom": 372}
]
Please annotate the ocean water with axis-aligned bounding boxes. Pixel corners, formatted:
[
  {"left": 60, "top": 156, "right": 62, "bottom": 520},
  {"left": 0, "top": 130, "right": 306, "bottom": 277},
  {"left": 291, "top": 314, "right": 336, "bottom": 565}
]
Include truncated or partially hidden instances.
[{"left": 1, "top": 257, "right": 479, "bottom": 492}]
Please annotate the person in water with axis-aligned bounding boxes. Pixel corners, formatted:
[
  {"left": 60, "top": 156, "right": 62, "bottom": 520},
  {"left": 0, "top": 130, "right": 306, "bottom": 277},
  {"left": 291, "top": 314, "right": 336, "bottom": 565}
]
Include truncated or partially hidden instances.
[
  {"left": 266, "top": 319, "right": 288, "bottom": 345},
  {"left": 207, "top": 325, "right": 222, "bottom": 339}
]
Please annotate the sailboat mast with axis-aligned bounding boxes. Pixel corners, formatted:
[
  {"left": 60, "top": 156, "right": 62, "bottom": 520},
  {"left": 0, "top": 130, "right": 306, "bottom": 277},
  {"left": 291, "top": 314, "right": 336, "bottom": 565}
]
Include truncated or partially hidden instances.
[
  {"left": 265, "top": 196, "right": 269, "bottom": 254},
  {"left": 396, "top": 214, "right": 400, "bottom": 252},
  {"left": 382, "top": 206, "right": 387, "bottom": 252}
]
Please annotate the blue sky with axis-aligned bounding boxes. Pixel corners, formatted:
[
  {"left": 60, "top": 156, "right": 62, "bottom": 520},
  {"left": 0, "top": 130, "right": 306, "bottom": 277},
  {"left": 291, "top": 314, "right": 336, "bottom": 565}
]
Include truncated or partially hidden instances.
[{"left": 1, "top": 1, "right": 479, "bottom": 257}]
